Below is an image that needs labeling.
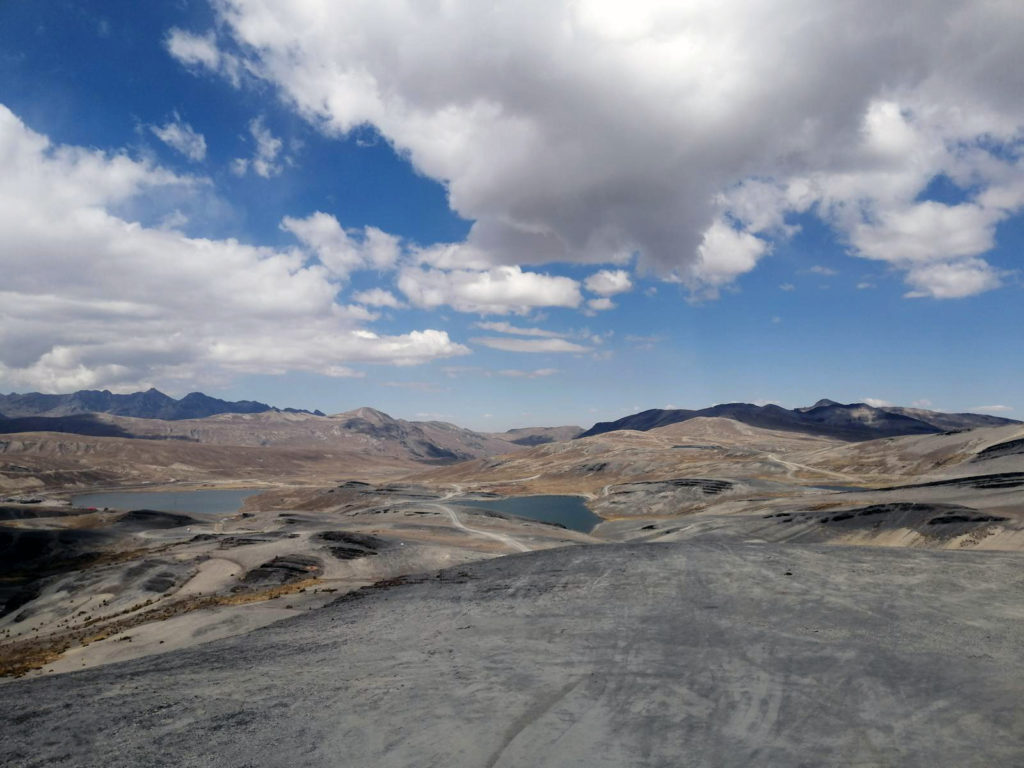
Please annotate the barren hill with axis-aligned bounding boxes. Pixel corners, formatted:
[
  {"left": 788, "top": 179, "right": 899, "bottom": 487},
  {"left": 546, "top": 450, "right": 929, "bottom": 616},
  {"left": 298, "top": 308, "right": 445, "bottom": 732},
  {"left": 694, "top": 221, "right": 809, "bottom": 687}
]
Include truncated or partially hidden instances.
[
  {"left": 3, "top": 541, "right": 1022, "bottom": 767},
  {"left": 0, "top": 409, "right": 541, "bottom": 493},
  {"left": 579, "top": 399, "right": 1019, "bottom": 441}
]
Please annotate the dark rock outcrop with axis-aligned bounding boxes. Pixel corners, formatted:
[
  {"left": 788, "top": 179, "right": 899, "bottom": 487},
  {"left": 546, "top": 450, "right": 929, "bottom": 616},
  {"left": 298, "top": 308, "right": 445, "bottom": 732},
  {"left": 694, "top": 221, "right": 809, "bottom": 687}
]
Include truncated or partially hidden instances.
[{"left": 242, "top": 554, "right": 323, "bottom": 585}]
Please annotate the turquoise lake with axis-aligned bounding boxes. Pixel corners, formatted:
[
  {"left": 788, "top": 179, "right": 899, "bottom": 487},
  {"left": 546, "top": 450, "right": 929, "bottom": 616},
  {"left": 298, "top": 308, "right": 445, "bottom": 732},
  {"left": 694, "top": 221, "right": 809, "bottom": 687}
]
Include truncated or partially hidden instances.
[
  {"left": 72, "top": 489, "right": 259, "bottom": 516},
  {"left": 458, "top": 494, "right": 601, "bottom": 533}
]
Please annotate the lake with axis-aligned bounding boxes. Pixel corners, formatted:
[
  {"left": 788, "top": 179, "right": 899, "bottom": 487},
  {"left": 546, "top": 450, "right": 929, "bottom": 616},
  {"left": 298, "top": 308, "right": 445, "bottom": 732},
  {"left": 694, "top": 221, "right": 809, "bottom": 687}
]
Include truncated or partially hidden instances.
[
  {"left": 457, "top": 494, "right": 601, "bottom": 533},
  {"left": 72, "top": 489, "right": 260, "bottom": 516}
]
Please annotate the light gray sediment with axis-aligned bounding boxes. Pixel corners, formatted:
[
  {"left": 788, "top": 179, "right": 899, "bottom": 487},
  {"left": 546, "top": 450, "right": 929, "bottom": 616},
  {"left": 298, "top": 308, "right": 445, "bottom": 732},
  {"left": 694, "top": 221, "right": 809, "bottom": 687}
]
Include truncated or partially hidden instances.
[{"left": 1, "top": 540, "right": 1022, "bottom": 767}]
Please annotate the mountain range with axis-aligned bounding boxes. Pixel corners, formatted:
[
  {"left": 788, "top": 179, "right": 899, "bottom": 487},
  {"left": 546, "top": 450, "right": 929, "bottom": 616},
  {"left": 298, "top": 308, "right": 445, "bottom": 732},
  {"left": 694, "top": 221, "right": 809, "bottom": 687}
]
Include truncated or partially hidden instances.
[
  {"left": 0, "top": 390, "right": 1017, "bottom": 450},
  {"left": 577, "top": 399, "right": 1018, "bottom": 441},
  {"left": 0, "top": 389, "right": 310, "bottom": 421}
]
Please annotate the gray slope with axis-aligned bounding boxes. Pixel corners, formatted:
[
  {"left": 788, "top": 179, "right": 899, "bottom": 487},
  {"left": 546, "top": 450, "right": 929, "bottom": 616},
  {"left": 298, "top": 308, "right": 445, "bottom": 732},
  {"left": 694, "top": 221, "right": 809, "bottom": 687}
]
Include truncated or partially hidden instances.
[{"left": 2, "top": 540, "right": 1022, "bottom": 767}]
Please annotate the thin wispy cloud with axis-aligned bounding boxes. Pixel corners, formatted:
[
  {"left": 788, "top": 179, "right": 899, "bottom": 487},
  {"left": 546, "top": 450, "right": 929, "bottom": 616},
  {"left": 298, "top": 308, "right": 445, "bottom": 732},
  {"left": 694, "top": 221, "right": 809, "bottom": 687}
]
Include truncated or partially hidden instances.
[
  {"left": 497, "top": 368, "right": 558, "bottom": 378},
  {"left": 585, "top": 297, "right": 615, "bottom": 313},
  {"left": 971, "top": 404, "right": 1014, "bottom": 413},
  {"left": 150, "top": 114, "right": 206, "bottom": 161},
  {"left": 471, "top": 337, "right": 591, "bottom": 354},
  {"left": 232, "top": 117, "right": 285, "bottom": 178},
  {"left": 353, "top": 288, "right": 405, "bottom": 309},
  {"left": 475, "top": 321, "right": 567, "bottom": 338}
]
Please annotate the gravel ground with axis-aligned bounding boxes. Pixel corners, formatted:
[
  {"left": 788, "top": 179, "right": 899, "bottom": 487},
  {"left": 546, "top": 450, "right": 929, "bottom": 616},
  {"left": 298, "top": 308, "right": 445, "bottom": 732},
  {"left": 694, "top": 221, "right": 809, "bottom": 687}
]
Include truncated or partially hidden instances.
[{"left": 2, "top": 539, "right": 1023, "bottom": 767}]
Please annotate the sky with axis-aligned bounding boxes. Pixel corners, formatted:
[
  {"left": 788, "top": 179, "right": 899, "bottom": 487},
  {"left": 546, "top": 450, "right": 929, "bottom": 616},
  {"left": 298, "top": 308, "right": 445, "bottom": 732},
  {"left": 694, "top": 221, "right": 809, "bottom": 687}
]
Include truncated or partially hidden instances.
[{"left": 0, "top": 0, "right": 1021, "bottom": 430}]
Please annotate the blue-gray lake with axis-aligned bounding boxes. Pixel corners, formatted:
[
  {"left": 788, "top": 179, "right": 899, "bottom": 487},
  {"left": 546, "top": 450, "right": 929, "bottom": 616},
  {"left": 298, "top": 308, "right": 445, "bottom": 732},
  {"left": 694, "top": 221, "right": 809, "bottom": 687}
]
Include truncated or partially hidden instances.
[
  {"left": 72, "top": 489, "right": 259, "bottom": 516},
  {"left": 458, "top": 494, "right": 600, "bottom": 533}
]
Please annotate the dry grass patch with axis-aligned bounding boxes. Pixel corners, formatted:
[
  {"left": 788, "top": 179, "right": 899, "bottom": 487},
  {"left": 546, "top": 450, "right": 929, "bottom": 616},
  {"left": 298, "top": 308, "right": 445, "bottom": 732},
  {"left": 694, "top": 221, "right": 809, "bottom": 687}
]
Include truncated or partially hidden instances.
[{"left": 0, "top": 578, "right": 320, "bottom": 678}]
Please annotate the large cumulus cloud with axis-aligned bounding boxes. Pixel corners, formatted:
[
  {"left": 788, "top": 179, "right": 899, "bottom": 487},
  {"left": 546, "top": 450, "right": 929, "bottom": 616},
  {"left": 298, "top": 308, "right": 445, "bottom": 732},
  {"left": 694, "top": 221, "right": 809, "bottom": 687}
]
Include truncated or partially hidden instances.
[
  {"left": 0, "top": 106, "right": 468, "bottom": 393},
  {"left": 174, "top": 0, "right": 1024, "bottom": 298}
]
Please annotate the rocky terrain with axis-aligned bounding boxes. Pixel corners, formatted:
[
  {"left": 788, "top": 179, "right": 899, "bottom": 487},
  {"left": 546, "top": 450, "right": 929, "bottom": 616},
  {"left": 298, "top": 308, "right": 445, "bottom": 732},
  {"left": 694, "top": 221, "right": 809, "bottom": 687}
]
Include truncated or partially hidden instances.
[
  {"left": 0, "top": 408, "right": 548, "bottom": 494},
  {"left": 2, "top": 540, "right": 1021, "bottom": 767},
  {"left": 0, "top": 430, "right": 419, "bottom": 493},
  {"left": 0, "top": 401, "right": 1022, "bottom": 765},
  {"left": 0, "top": 482, "right": 592, "bottom": 679}
]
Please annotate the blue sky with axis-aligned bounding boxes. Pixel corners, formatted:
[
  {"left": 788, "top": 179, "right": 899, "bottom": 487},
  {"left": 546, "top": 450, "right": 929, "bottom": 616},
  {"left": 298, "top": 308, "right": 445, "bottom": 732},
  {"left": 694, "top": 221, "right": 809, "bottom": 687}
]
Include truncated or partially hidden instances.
[{"left": 0, "top": 0, "right": 1021, "bottom": 430}]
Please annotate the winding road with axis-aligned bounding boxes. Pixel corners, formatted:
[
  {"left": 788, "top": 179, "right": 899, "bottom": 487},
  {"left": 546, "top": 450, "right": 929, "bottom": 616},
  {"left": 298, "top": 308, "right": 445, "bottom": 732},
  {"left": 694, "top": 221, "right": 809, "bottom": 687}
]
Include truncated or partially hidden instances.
[
  {"left": 430, "top": 502, "right": 532, "bottom": 552},
  {"left": 764, "top": 452, "right": 859, "bottom": 481}
]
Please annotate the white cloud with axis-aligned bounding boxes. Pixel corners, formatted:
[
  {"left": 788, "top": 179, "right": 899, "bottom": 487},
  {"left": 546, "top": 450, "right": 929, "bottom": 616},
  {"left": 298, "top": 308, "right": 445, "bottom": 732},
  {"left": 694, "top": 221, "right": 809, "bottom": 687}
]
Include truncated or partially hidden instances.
[
  {"left": 398, "top": 265, "right": 582, "bottom": 315},
  {"left": 717, "top": 103, "right": 1024, "bottom": 298},
  {"left": 352, "top": 288, "right": 404, "bottom": 308},
  {"left": 0, "top": 104, "right": 468, "bottom": 392},
  {"left": 809, "top": 265, "right": 838, "bottom": 276},
  {"left": 282, "top": 211, "right": 399, "bottom": 279},
  {"left": 439, "top": 364, "right": 558, "bottom": 379},
  {"left": 471, "top": 337, "right": 591, "bottom": 353},
  {"left": 779, "top": 283, "right": 795, "bottom": 292},
  {"left": 232, "top": 117, "right": 286, "bottom": 178},
  {"left": 150, "top": 115, "right": 207, "bottom": 162},
  {"left": 165, "top": 28, "right": 219, "bottom": 70},
  {"left": 851, "top": 202, "right": 1000, "bottom": 265},
  {"left": 970, "top": 404, "right": 1014, "bottom": 414},
  {"left": 687, "top": 219, "right": 769, "bottom": 297},
  {"left": 585, "top": 297, "right": 615, "bottom": 312},
  {"left": 863, "top": 398, "right": 894, "bottom": 408},
  {"left": 903, "top": 258, "right": 1002, "bottom": 299},
  {"left": 497, "top": 368, "right": 558, "bottom": 378},
  {"left": 584, "top": 269, "right": 632, "bottom": 296},
  {"left": 251, "top": 117, "right": 283, "bottom": 177},
  {"left": 475, "top": 321, "right": 566, "bottom": 338},
  {"left": 184, "top": 1, "right": 1024, "bottom": 298},
  {"left": 165, "top": 28, "right": 243, "bottom": 86}
]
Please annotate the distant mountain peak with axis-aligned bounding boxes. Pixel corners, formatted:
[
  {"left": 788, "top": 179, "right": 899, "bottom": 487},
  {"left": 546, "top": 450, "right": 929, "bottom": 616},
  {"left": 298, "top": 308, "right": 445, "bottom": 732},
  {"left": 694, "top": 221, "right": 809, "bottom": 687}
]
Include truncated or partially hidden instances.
[
  {"left": 0, "top": 389, "right": 272, "bottom": 421},
  {"left": 342, "top": 406, "right": 394, "bottom": 422},
  {"left": 579, "top": 400, "right": 1020, "bottom": 442}
]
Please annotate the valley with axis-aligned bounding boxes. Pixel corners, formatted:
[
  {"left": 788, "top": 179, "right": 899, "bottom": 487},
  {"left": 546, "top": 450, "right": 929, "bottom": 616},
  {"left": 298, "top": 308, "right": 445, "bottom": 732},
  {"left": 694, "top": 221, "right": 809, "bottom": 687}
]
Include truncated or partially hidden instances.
[{"left": 1, "top": 393, "right": 1022, "bottom": 766}]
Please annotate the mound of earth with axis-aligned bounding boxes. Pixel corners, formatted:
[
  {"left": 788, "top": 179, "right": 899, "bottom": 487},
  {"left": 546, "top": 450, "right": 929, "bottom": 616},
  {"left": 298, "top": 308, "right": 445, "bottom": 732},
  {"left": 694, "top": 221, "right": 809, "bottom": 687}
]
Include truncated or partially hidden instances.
[{"left": 241, "top": 554, "right": 324, "bottom": 586}]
